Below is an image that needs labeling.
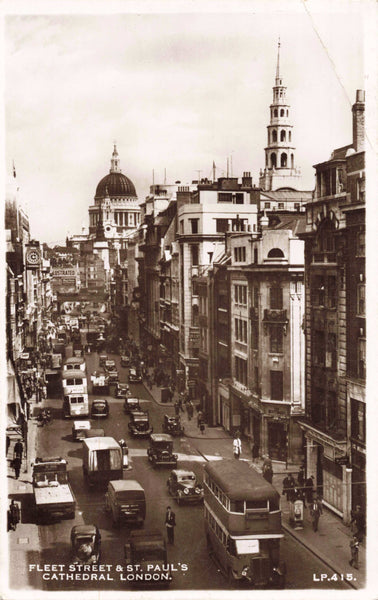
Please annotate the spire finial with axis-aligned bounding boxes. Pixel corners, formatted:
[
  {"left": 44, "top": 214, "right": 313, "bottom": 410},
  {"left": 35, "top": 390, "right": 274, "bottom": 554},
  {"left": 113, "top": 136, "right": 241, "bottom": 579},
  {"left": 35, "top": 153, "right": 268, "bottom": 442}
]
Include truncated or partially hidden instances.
[
  {"left": 110, "top": 142, "right": 121, "bottom": 173},
  {"left": 276, "top": 37, "right": 281, "bottom": 82}
]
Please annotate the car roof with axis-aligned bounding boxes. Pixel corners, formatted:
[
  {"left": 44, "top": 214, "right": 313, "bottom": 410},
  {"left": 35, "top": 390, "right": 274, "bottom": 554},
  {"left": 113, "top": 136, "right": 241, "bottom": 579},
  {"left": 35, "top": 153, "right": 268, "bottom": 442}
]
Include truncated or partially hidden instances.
[
  {"left": 109, "top": 479, "right": 144, "bottom": 492},
  {"left": 65, "top": 357, "right": 85, "bottom": 364},
  {"left": 93, "top": 398, "right": 108, "bottom": 404},
  {"left": 83, "top": 437, "right": 119, "bottom": 450},
  {"left": 71, "top": 524, "right": 97, "bottom": 536},
  {"left": 73, "top": 420, "right": 91, "bottom": 429},
  {"left": 150, "top": 433, "right": 173, "bottom": 442},
  {"left": 132, "top": 411, "right": 148, "bottom": 418},
  {"left": 127, "top": 397, "right": 140, "bottom": 402},
  {"left": 171, "top": 469, "right": 195, "bottom": 478}
]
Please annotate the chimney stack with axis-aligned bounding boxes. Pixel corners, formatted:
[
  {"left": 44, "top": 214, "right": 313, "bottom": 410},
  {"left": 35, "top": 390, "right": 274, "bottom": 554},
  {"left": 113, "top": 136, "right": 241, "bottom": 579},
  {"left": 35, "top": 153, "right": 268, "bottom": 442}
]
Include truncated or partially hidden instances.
[{"left": 352, "top": 89, "right": 365, "bottom": 153}]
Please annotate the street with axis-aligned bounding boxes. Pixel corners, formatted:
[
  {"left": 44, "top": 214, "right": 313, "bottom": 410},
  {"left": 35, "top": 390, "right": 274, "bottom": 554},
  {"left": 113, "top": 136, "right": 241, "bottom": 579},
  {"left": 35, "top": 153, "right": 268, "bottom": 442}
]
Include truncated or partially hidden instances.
[{"left": 17, "top": 349, "right": 350, "bottom": 592}]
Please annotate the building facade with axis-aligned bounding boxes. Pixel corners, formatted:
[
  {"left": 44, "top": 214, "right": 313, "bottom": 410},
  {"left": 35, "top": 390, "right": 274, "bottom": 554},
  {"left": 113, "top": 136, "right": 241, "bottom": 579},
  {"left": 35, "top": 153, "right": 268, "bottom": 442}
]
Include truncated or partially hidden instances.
[{"left": 298, "top": 90, "right": 365, "bottom": 521}]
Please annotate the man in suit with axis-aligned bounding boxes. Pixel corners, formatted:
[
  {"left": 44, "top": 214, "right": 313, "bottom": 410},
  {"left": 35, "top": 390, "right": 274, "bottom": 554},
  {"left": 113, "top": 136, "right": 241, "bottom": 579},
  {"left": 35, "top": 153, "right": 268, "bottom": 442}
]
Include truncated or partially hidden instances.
[{"left": 165, "top": 506, "right": 176, "bottom": 544}]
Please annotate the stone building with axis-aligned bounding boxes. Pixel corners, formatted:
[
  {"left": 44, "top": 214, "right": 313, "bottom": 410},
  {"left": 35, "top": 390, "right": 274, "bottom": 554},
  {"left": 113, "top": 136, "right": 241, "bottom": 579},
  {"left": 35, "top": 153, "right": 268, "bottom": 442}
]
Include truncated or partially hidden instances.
[{"left": 298, "top": 90, "right": 365, "bottom": 521}]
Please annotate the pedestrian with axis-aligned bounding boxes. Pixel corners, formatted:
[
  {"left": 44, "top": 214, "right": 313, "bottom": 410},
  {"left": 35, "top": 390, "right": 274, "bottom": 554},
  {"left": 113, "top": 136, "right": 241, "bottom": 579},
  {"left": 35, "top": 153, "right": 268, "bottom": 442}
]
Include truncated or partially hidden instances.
[
  {"left": 14, "top": 440, "right": 23, "bottom": 461},
  {"left": 233, "top": 437, "right": 242, "bottom": 459},
  {"left": 297, "top": 465, "right": 306, "bottom": 507},
  {"left": 349, "top": 535, "right": 360, "bottom": 570},
  {"left": 199, "top": 421, "right": 205, "bottom": 435},
  {"left": 197, "top": 410, "right": 203, "bottom": 429},
  {"left": 350, "top": 505, "right": 365, "bottom": 543},
  {"left": 252, "top": 441, "right": 259, "bottom": 463},
  {"left": 8, "top": 500, "right": 20, "bottom": 531},
  {"left": 305, "top": 475, "right": 315, "bottom": 505},
  {"left": 187, "top": 401, "right": 194, "bottom": 421},
  {"left": 165, "top": 505, "right": 176, "bottom": 544},
  {"left": 262, "top": 457, "right": 273, "bottom": 484},
  {"left": 283, "top": 473, "right": 296, "bottom": 502},
  {"left": 174, "top": 402, "right": 180, "bottom": 417},
  {"left": 12, "top": 456, "right": 22, "bottom": 480},
  {"left": 310, "top": 496, "right": 323, "bottom": 532}
]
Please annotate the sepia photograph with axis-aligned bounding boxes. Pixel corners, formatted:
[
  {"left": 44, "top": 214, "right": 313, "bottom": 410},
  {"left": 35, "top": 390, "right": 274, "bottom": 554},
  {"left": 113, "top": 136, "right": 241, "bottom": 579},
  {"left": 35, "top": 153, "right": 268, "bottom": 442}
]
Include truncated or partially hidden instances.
[{"left": 3, "top": 0, "right": 376, "bottom": 598}]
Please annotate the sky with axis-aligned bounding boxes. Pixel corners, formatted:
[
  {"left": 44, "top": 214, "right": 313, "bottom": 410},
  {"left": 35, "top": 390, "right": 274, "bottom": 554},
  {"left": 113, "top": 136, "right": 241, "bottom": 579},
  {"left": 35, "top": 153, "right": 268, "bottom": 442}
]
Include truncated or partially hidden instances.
[{"left": 4, "top": 0, "right": 372, "bottom": 245}]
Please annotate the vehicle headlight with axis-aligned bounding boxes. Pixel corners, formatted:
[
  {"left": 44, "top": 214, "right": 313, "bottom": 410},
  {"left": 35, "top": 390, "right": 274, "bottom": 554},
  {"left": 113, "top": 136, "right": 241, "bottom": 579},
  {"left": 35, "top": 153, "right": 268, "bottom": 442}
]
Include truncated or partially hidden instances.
[
  {"left": 195, "top": 487, "right": 201, "bottom": 494},
  {"left": 241, "top": 566, "right": 249, "bottom": 577},
  {"left": 184, "top": 487, "right": 189, "bottom": 495}
]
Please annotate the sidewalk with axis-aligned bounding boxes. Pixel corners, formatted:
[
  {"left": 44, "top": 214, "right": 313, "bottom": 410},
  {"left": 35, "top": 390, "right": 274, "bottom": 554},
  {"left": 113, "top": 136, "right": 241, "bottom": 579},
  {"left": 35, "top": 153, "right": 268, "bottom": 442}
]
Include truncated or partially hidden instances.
[
  {"left": 147, "top": 381, "right": 366, "bottom": 589},
  {"left": 7, "top": 397, "right": 40, "bottom": 590}
]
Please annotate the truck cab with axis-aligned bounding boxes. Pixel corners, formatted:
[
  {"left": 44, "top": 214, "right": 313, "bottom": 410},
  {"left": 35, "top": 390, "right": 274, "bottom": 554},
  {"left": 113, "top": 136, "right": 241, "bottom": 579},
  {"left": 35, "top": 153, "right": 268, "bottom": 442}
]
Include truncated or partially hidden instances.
[{"left": 32, "top": 457, "right": 76, "bottom": 522}]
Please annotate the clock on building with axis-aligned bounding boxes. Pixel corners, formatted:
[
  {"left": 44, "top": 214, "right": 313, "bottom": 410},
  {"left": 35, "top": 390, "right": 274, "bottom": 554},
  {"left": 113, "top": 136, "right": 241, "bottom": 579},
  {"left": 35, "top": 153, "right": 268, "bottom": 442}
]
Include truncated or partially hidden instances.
[{"left": 26, "top": 247, "right": 41, "bottom": 268}]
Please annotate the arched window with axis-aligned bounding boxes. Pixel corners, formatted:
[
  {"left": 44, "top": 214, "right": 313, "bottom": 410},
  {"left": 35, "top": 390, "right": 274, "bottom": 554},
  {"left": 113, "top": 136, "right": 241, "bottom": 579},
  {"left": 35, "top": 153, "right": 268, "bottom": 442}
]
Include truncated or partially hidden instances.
[
  {"left": 280, "top": 109, "right": 285, "bottom": 117},
  {"left": 288, "top": 131, "right": 291, "bottom": 142},
  {"left": 268, "top": 248, "right": 285, "bottom": 258},
  {"left": 271, "top": 153, "right": 277, "bottom": 168},
  {"left": 281, "top": 153, "right": 287, "bottom": 167},
  {"left": 291, "top": 154, "right": 294, "bottom": 168},
  {"left": 274, "top": 109, "right": 278, "bottom": 117},
  {"left": 280, "top": 130, "right": 286, "bottom": 142},
  {"left": 272, "top": 130, "right": 277, "bottom": 142},
  {"left": 286, "top": 110, "right": 289, "bottom": 117}
]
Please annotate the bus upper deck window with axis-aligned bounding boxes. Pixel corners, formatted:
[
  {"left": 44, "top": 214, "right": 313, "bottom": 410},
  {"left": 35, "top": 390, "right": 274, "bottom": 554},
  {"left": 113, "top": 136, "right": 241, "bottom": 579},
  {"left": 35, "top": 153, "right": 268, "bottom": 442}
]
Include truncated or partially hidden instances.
[
  {"left": 230, "top": 500, "right": 244, "bottom": 513},
  {"left": 246, "top": 500, "right": 268, "bottom": 511}
]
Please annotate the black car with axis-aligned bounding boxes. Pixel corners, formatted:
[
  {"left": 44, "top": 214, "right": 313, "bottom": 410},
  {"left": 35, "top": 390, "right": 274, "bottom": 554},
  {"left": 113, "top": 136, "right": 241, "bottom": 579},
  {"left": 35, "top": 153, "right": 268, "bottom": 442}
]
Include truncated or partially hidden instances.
[
  {"left": 105, "top": 360, "right": 119, "bottom": 383},
  {"left": 120, "top": 355, "right": 130, "bottom": 367},
  {"left": 128, "top": 411, "right": 153, "bottom": 438},
  {"left": 147, "top": 434, "right": 178, "bottom": 468},
  {"left": 91, "top": 398, "right": 109, "bottom": 418},
  {"left": 70, "top": 525, "right": 101, "bottom": 565},
  {"left": 128, "top": 367, "right": 142, "bottom": 384},
  {"left": 167, "top": 469, "right": 204, "bottom": 505},
  {"left": 162, "top": 415, "right": 184, "bottom": 437},
  {"left": 124, "top": 397, "right": 141, "bottom": 414},
  {"left": 114, "top": 383, "right": 130, "bottom": 399}
]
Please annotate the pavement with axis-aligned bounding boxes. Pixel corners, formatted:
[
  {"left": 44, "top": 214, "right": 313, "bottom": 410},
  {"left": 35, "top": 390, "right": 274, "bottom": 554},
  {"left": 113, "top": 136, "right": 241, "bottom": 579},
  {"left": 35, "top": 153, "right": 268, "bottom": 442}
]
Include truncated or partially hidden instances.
[
  {"left": 6, "top": 383, "right": 366, "bottom": 591},
  {"left": 146, "top": 379, "right": 366, "bottom": 590}
]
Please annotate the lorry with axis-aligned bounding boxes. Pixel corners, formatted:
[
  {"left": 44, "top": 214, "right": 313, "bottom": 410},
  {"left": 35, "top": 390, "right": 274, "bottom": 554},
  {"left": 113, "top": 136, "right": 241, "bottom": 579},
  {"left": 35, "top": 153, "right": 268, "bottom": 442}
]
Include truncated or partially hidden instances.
[
  {"left": 82, "top": 437, "right": 123, "bottom": 487},
  {"left": 32, "top": 457, "right": 76, "bottom": 522},
  {"left": 91, "top": 370, "right": 109, "bottom": 395}
]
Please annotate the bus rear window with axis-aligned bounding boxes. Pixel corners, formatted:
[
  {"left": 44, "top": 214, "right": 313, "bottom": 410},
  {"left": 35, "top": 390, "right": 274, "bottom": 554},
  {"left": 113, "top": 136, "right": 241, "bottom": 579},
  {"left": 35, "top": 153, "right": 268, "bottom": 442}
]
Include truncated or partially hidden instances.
[
  {"left": 246, "top": 500, "right": 268, "bottom": 511},
  {"left": 230, "top": 500, "right": 244, "bottom": 513}
]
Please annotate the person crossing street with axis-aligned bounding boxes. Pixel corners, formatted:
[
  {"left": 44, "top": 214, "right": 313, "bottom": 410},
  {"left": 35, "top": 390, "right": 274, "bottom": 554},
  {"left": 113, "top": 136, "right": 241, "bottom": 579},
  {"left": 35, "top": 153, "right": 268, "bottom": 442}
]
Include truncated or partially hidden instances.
[{"left": 165, "top": 506, "right": 176, "bottom": 544}]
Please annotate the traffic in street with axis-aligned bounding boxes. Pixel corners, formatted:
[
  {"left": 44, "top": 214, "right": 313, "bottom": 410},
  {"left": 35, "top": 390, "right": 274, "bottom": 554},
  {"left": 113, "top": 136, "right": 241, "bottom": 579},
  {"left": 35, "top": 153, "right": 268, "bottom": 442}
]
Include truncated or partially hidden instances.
[{"left": 23, "top": 344, "right": 350, "bottom": 592}]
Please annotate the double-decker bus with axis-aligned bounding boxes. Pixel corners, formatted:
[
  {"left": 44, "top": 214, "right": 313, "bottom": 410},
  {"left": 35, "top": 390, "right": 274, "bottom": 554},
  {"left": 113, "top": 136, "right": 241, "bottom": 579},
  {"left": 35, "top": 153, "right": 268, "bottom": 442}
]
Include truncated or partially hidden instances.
[{"left": 203, "top": 459, "right": 286, "bottom": 588}]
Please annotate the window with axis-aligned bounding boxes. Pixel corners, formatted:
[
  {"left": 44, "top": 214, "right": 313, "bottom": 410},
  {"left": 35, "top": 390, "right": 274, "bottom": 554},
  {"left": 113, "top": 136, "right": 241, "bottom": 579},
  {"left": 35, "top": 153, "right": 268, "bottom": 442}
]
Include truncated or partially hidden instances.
[
  {"left": 327, "top": 276, "right": 337, "bottom": 308},
  {"left": 278, "top": 202, "right": 284, "bottom": 210},
  {"left": 272, "top": 130, "right": 277, "bottom": 142},
  {"left": 268, "top": 248, "right": 284, "bottom": 259},
  {"left": 270, "top": 286, "right": 283, "bottom": 309},
  {"left": 216, "top": 219, "right": 229, "bottom": 233},
  {"left": 313, "top": 330, "right": 325, "bottom": 366},
  {"left": 357, "top": 284, "right": 365, "bottom": 316},
  {"left": 289, "top": 131, "right": 291, "bottom": 141},
  {"left": 190, "top": 219, "right": 199, "bottom": 234},
  {"left": 280, "top": 130, "right": 286, "bottom": 142},
  {"left": 351, "top": 399, "right": 366, "bottom": 442},
  {"left": 326, "top": 332, "right": 337, "bottom": 369},
  {"left": 235, "top": 356, "right": 248, "bottom": 386},
  {"left": 271, "top": 154, "right": 276, "bottom": 168},
  {"left": 235, "top": 193, "right": 244, "bottom": 204},
  {"left": 281, "top": 153, "right": 287, "bottom": 167},
  {"left": 270, "top": 371, "right": 283, "bottom": 400},
  {"left": 234, "top": 247, "right": 246, "bottom": 262},
  {"left": 191, "top": 245, "right": 199, "bottom": 266},
  {"left": 270, "top": 325, "right": 283, "bottom": 353},
  {"left": 264, "top": 202, "right": 271, "bottom": 209},
  {"left": 235, "top": 318, "right": 247, "bottom": 343},
  {"left": 180, "top": 220, "right": 184, "bottom": 234},
  {"left": 192, "top": 305, "right": 199, "bottom": 327},
  {"left": 358, "top": 338, "right": 366, "bottom": 379},
  {"left": 251, "top": 322, "right": 259, "bottom": 350},
  {"left": 312, "top": 275, "right": 325, "bottom": 306},
  {"left": 218, "top": 192, "right": 233, "bottom": 203},
  {"left": 274, "top": 109, "right": 278, "bottom": 117},
  {"left": 254, "top": 248, "right": 258, "bottom": 263},
  {"left": 356, "top": 231, "right": 365, "bottom": 257},
  {"left": 294, "top": 202, "right": 300, "bottom": 210},
  {"left": 234, "top": 284, "right": 247, "bottom": 305},
  {"left": 280, "top": 109, "right": 284, "bottom": 117}
]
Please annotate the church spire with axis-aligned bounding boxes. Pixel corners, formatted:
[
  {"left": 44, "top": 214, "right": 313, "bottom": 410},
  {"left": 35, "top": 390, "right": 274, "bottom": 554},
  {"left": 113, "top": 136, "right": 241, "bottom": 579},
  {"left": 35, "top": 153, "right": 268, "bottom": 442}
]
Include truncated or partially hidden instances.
[
  {"left": 275, "top": 38, "right": 281, "bottom": 85},
  {"left": 110, "top": 143, "right": 121, "bottom": 173}
]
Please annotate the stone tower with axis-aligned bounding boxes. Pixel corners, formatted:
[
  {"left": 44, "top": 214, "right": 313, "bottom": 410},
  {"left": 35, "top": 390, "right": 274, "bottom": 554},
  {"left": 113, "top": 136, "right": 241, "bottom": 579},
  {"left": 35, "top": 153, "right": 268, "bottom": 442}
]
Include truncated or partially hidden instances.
[{"left": 259, "top": 40, "right": 302, "bottom": 191}]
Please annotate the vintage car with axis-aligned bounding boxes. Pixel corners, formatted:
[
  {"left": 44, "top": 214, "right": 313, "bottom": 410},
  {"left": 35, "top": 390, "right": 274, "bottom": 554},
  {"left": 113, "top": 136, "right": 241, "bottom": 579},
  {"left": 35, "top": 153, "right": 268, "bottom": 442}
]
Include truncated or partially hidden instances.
[
  {"left": 147, "top": 434, "right": 178, "bottom": 468},
  {"left": 124, "top": 530, "right": 172, "bottom": 587},
  {"left": 105, "top": 360, "right": 119, "bottom": 383},
  {"left": 120, "top": 355, "right": 130, "bottom": 367},
  {"left": 99, "top": 353, "right": 108, "bottom": 368},
  {"left": 162, "top": 415, "right": 184, "bottom": 437},
  {"left": 124, "top": 396, "right": 141, "bottom": 414},
  {"left": 91, "top": 398, "right": 109, "bottom": 419},
  {"left": 114, "top": 382, "right": 130, "bottom": 399},
  {"left": 128, "top": 411, "right": 153, "bottom": 438},
  {"left": 128, "top": 367, "right": 142, "bottom": 384},
  {"left": 105, "top": 480, "right": 146, "bottom": 528},
  {"left": 70, "top": 524, "right": 101, "bottom": 565},
  {"left": 167, "top": 469, "right": 204, "bottom": 505},
  {"left": 72, "top": 420, "right": 91, "bottom": 442}
]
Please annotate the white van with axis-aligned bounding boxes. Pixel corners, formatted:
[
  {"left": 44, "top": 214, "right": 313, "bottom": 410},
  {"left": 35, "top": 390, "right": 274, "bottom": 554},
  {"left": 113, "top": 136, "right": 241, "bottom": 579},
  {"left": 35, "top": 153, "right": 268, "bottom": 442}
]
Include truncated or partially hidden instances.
[{"left": 63, "top": 394, "right": 89, "bottom": 418}]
